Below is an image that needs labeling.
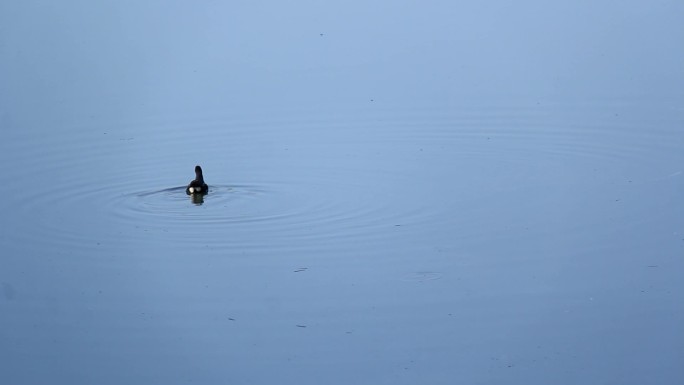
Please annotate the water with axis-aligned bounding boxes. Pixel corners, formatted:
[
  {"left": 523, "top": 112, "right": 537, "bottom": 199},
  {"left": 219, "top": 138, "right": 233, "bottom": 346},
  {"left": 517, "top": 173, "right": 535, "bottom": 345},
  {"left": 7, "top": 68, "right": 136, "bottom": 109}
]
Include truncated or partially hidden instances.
[{"left": 2, "top": 2, "right": 683, "bottom": 384}]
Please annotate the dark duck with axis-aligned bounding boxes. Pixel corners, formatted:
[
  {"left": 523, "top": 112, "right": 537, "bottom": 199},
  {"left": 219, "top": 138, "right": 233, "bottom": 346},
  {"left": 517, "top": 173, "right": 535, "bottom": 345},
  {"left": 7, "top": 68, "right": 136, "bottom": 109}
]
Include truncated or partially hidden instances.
[{"left": 186, "top": 165, "right": 208, "bottom": 195}]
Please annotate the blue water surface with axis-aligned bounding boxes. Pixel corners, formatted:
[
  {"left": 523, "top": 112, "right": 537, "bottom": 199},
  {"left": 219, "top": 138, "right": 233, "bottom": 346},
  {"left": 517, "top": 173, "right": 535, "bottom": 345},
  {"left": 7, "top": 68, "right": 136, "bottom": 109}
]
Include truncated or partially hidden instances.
[{"left": 1, "top": 1, "right": 683, "bottom": 384}]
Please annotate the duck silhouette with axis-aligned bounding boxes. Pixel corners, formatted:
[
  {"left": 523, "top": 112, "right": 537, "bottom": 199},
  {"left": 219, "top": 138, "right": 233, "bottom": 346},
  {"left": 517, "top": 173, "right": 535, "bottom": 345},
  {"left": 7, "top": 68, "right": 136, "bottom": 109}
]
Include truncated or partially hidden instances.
[{"left": 186, "top": 165, "right": 208, "bottom": 195}]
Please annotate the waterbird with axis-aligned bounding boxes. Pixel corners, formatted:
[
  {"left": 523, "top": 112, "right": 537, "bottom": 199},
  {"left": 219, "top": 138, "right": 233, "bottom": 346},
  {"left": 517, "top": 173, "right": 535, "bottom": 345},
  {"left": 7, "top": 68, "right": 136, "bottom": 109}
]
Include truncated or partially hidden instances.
[{"left": 186, "top": 165, "right": 208, "bottom": 195}]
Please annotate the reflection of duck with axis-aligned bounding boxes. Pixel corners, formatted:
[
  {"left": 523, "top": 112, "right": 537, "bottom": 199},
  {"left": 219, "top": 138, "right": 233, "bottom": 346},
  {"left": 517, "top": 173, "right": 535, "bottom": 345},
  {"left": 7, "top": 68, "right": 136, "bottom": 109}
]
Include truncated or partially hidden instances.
[{"left": 186, "top": 165, "right": 208, "bottom": 195}]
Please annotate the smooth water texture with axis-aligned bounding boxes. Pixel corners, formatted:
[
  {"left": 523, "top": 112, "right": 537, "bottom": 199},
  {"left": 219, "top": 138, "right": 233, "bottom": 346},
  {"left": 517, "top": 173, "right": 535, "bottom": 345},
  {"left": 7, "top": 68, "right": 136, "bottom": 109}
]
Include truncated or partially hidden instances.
[{"left": 2, "top": 1, "right": 683, "bottom": 384}]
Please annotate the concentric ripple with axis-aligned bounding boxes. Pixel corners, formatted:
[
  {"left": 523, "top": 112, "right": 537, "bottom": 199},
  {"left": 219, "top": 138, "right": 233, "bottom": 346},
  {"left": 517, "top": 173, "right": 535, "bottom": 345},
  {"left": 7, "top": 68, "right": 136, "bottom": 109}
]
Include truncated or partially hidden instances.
[
  {"left": 118, "top": 184, "right": 269, "bottom": 222},
  {"left": 3, "top": 101, "right": 682, "bottom": 258}
]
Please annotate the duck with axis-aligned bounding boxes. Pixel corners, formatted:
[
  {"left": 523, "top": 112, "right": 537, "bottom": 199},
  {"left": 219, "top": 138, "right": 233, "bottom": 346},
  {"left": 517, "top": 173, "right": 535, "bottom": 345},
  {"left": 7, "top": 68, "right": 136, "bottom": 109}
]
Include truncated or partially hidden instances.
[{"left": 186, "top": 165, "right": 208, "bottom": 195}]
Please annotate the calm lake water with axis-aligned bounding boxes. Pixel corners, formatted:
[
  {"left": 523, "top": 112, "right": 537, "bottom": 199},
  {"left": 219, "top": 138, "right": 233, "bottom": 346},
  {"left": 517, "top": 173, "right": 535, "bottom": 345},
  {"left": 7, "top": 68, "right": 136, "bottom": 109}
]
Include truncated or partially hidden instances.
[{"left": 1, "top": 2, "right": 683, "bottom": 384}]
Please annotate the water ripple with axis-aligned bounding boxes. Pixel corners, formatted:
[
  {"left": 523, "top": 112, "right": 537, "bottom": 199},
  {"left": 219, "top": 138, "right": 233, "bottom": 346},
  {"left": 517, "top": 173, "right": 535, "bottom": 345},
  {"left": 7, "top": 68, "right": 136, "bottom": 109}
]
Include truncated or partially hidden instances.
[{"left": 4, "top": 102, "right": 681, "bottom": 256}]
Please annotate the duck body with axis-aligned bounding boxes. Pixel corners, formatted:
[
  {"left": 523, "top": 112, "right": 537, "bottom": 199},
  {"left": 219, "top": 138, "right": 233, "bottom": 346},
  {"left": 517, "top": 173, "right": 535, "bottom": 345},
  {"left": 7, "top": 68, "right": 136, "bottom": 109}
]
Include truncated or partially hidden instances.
[{"left": 186, "top": 165, "right": 208, "bottom": 195}]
